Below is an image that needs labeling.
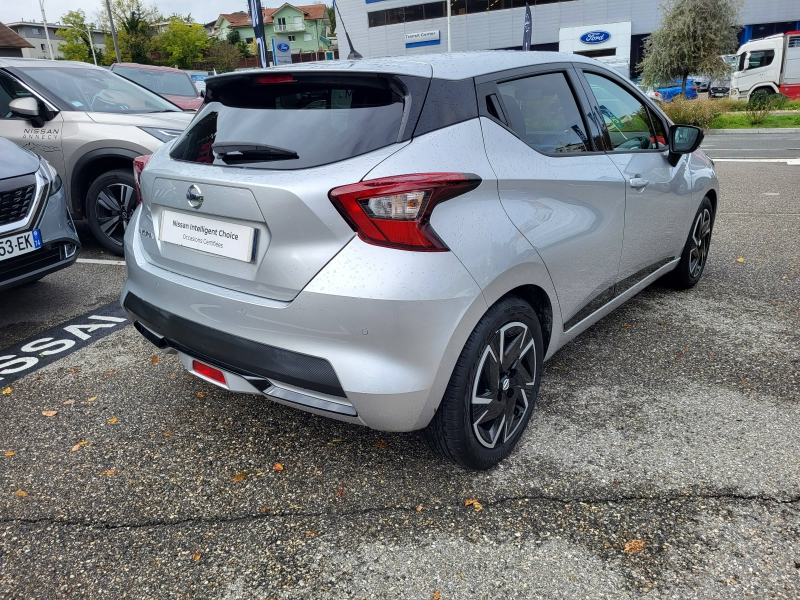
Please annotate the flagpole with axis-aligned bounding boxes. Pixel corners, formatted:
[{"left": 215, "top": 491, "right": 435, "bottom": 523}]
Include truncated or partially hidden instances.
[{"left": 446, "top": 0, "right": 451, "bottom": 52}]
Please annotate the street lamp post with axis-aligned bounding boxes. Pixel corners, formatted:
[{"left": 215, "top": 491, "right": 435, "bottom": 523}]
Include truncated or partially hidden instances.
[
  {"left": 38, "top": 0, "right": 55, "bottom": 60},
  {"left": 103, "top": 0, "right": 122, "bottom": 63},
  {"left": 82, "top": 24, "right": 98, "bottom": 65},
  {"left": 446, "top": 0, "right": 451, "bottom": 52}
]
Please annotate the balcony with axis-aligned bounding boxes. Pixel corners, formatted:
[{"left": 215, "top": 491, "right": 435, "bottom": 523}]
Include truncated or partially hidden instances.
[{"left": 274, "top": 22, "right": 306, "bottom": 32}]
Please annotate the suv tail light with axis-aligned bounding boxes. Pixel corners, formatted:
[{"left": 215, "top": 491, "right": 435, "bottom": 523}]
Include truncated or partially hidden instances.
[
  {"left": 328, "top": 173, "right": 481, "bottom": 251},
  {"left": 133, "top": 154, "right": 152, "bottom": 204}
]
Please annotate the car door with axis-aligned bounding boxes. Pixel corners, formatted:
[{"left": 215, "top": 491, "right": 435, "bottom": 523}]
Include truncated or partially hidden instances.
[
  {"left": 576, "top": 68, "right": 693, "bottom": 288},
  {"left": 477, "top": 65, "right": 626, "bottom": 331},
  {"left": 0, "top": 69, "right": 65, "bottom": 175}
]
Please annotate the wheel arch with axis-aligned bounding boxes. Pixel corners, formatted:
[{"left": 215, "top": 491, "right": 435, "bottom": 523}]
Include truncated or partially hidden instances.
[
  {"left": 705, "top": 187, "right": 717, "bottom": 215},
  {"left": 503, "top": 284, "right": 553, "bottom": 357},
  {"left": 749, "top": 84, "right": 779, "bottom": 98},
  {"left": 69, "top": 148, "right": 140, "bottom": 218}
]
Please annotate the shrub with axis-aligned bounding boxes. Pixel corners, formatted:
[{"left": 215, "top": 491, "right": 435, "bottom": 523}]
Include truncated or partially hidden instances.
[{"left": 660, "top": 98, "right": 722, "bottom": 129}]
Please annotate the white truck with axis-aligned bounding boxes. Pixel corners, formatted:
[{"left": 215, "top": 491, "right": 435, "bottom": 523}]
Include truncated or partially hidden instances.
[{"left": 730, "top": 31, "right": 800, "bottom": 101}]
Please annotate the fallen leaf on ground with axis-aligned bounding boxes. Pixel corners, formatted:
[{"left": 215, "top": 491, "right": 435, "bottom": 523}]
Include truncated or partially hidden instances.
[
  {"left": 106, "top": 371, "right": 114, "bottom": 375},
  {"left": 169, "top": 373, "right": 176, "bottom": 378},
  {"left": 108, "top": 417, "right": 118, "bottom": 424},
  {"left": 87, "top": 396, "right": 98, "bottom": 402},
  {"left": 100, "top": 469, "right": 118, "bottom": 476},
  {"left": 306, "top": 530, "right": 315, "bottom": 537},
  {"left": 736, "top": 257, "right": 745, "bottom": 263},
  {"left": 192, "top": 553, "right": 201, "bottom": 561},
  {"left": 465, "top": 498, "right": 483, "bottom": 512},
  {"left": 273, "top": 463, "right": 284, "bottom": 472},
  {"left": 432, "top": 591, "right": 441, "bottom": 600},
  {"left": 14, "top": 489, "right": 28, "bottom": 497},
  {"left": 197, "top": 391, "right": 206, "bottom": 398},
  {"left": 329, "top": 438, "right": 345, "bottom": 443},
  {"left": 71, "top": 443, "right": 82, "bottom": 452},
  {"left": 624, "top": 539, "right": 645, "bottom": 554},
  {"left": 151, "top": 355, "right": 160, "bottom": 364},
  {"left": 41, "top": 410, "right": 58, "bottom": 417},
  {"left": 261, "top": 507, "right": 268, "bottom": 513},
  {"left": 374, "top": 440, "right": 389, "bottom": 448},
  {"left": 2, "top": 387, "right": 11, "bottom": 395},
  {"left": 337, "top": 488, "right": 344, "bottom": 496},
  {"left": 62, "top": 399, "right": 75, "bottom": 405},
  {"left": 551, "top": 365, "right": 567, "bottom": 371},
  {"left": 163, "top": 431, "right": 173, "bottom": 437},
  {"left": 233, "top": 471, "right": 248, "bottom": 482},
  {"left": 5, "top": 451, "right": 15, "bottom": 457},
  {"left": 416, "top": 505, "right": 423, "bottom": 512},
  {"left": 622, "top": 323, "right": 631, "bottom": 328}
]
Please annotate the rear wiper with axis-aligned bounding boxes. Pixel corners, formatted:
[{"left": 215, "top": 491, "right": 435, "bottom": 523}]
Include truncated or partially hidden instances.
[{"left": 212, "top": 141, "right": 299, "bottom": 162}]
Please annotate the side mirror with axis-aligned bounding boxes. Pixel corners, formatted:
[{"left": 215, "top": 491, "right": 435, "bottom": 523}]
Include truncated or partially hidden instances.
[
  {"left": 667, "top": 124, "right": 704, "bottom": 166},
  {"left": 9, "top": 96, "right": 40, "bottom": 118}
]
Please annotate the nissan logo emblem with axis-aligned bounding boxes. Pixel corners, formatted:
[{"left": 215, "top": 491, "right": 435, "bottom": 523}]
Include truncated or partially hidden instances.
[{"left": 186, "top": 185, "right": 203, "bottom": 209}]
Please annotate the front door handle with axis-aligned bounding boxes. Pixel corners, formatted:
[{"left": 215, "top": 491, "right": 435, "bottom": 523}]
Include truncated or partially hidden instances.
[{"left": 629, "top": 177, "right": 649, "bottom": 190}]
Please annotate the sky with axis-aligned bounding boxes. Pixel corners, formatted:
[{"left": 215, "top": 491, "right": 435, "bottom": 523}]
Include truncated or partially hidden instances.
[{"left": 0, "top": 0, "right": 279, "bottom": 27}]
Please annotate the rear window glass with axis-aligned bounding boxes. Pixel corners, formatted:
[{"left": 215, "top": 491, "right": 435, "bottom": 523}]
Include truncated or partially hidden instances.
[
  {"left": 170, "top": 74, "right": 408, "bottom": 170},
  {"left": 113, "top": 66, "right": 197, "bottom": 97}
]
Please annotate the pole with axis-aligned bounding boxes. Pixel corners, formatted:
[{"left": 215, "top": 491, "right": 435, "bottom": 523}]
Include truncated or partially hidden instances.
[
  {"left": 38, "top": 0, "right": 55, "bottom": 60},
  {"left": 85, "top": 25, "right": 98, "bottom": 65},
  {"left": 103, "top": 0, "right": 122, "bottom": 64},
  {"left": 446, "top": 0, "right": 451, "bottom": 52}
]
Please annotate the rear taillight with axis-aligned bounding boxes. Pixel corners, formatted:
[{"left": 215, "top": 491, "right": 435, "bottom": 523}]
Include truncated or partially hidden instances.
[
  {"left": 133, "top": 154, "right": 152, "bottom": 204},
  {"left": 328, "top": 173, "right": 481, "bottom": 251}
]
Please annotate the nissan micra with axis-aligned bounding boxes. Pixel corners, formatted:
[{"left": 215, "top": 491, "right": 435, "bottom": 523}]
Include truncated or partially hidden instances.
[{"left": 121, "top": 52, "right": 717, "bottom": 469}]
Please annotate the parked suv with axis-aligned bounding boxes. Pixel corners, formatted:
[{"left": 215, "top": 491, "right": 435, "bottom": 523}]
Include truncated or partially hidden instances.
[
  {"left": 0, "top": 137, "right": 80, "bottom": 290},
  {"left": 122, "top": 53, "right": 717, "bottom": 469},
  {"left": 0, "top": 58, "right": 193, "bottom": 254},
  {"left": 110, "top": 63, "right": 204, "bottom": 111}
]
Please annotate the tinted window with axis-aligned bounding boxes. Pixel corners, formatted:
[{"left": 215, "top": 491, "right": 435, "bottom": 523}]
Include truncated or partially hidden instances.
[
  {"left": 584, "top": 73, "right": 657, "bottom": 152},
  {"left": 405, "top": 4, "right": 424, "bottom": 21},
  {"left": 0, "top": 71, "right": 34, "bottom": 119},
  {"left": 424, "top": 2, "right": 445, "bottom": 18},
  {"left": 20, "top": 66, "right": 180, "bottom": 114},
  {"left": 648, "top": 108, "right": 667, "bottom": 149},
  {"left": 114, "top": 66, "right": 198, "bottom": 97},
  {"left": 171, "top": 75, "right": 407, "bottom": 170},
  {"left": 497, "top": 72, "right": 589, "bottom": 154},
  {"left": 367, "top": 10, "right": 386, "bottom": 26}
]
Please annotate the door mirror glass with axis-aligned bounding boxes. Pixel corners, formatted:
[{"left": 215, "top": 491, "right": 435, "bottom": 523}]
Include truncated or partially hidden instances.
[
  {"left": 669, "top": 125, "right": 703, "bottom": 154},
  {"left": 9, "top": 96, "right": 39, "bottom": 118}
]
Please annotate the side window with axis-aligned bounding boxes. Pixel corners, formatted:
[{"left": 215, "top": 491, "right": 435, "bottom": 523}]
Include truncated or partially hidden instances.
[
  {"left": 496, "top": 72, "right": 589, "bottom": 154},
  {"left": 584, "top": 72, "right": 658, "bottom": 152},
  {"left": 648, "top": 108, "right": 667, "bottom": 149},
  {"left": 747, "top": 50, "right": 774, "bottom": 69},
  {"left": 0, "top": 71, "right": 34, "bottom": 119}
]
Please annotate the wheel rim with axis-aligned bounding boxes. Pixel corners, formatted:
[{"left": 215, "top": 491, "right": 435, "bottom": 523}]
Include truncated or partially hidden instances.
[
  {"left": 688, "top": 208, "right": 712, "bottom": 278},
  {"left": 95, "top": 183, "right": 136, "bottom": 247},
  {"left": 471, "top": 322, "right": 536, "bottom": 449}
]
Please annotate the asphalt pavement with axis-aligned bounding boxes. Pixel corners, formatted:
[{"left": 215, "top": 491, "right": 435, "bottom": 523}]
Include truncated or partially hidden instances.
[
  {"left": 1, "top": 137, "right": 798, "bottom": 599},
  {"left": 701, "top": 132, "right": 800, "bottom": 160}
]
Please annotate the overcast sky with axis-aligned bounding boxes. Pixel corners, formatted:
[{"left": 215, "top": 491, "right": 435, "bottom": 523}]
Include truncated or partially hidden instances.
[{"left": 1, "top": 0, "right": 284, "bottom": 27}]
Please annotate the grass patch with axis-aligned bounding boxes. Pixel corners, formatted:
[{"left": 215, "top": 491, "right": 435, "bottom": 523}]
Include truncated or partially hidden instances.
[{"left": 710, "top": 113, "right": 800, "bottom": 129}]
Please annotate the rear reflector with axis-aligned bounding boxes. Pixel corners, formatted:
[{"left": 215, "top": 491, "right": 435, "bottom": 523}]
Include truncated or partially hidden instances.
[
  {"left": 192, "top": 360, "right": 227, "bottom": 385},
  {"left": 133, "top": 154, "right": 152, "bottom": 204},
  {"left": 328, "top": 173, "right": 481, "bottom": 251}
]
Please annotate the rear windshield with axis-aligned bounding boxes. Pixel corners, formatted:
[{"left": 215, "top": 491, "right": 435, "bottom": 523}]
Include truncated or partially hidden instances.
[
  {"left": 114, "top": 66, "right": 198, "bottom": 97},
  {"left": 169, "top": 74, "right": 408, "bottom": 170}
]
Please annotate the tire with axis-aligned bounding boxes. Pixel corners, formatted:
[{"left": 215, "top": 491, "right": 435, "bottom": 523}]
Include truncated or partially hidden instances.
[
  {"left": 665, "top": 196, "right": 715, "bottom": 289},
  {"left": 422, "top": 296, "right": 543, "bottom": 470},
  {"left": 86, "top": 169, "right": 137, "bottom": 256}
]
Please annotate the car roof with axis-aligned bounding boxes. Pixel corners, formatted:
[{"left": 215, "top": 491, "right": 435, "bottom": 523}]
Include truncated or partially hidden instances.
[
  {"left": 223, "top": 51, "right": 609, "bottom": 81},
  {"left": 0, "top": 57, "right": 109, "bottom": 70},
  {"left": 112, "top": 62, "right": 186, "bottom": 73}
]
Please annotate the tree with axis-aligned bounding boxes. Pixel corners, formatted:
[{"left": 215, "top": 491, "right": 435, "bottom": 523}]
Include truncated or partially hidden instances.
[
  {"left": 208, "top": 39, "right": 240, "bottom": 73},
  {"left": 326, "top": 6, "right": 335, "bottom": 37},
  {"left": 57, "top": 10, "right": 98, "bottom": 63},
  {"left": 98, "top": 0, "right": 160, "bottom": 63},
  {"left": 158, "top": 17, "right": 209, "bottom": 69},
  {"left": 640, "top": 0, "right": 742, "bottom": 96}
]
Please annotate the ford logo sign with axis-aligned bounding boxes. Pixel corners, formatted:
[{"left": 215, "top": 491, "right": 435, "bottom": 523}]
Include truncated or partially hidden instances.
[
  {"left": 579, "top": 30, "right": 611, "bottom": 44},
  {"left": 277, "top": 43, "right": 290, "bottom": 52}
]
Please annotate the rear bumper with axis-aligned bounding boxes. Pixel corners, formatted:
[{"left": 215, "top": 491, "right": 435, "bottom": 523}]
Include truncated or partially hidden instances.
[{"left": 121, "top": 208, "right": 486, "bottom": 431}]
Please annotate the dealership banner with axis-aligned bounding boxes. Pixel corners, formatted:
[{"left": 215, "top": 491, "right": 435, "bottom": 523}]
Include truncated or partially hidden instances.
[{"left": 248, "top": 0, "right": 268, "bottom": 68}]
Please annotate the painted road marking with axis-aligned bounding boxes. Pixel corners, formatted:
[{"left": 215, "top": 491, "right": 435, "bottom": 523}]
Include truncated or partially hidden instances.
[
  {"left": 0, "top": 302, "right": 128, "bottom": 385},
  {"left": 77, "top": 258, "right": 126, "bottom": 265},
  {"left": 713, "top": 158, "right": 800, "bottom": 164}
]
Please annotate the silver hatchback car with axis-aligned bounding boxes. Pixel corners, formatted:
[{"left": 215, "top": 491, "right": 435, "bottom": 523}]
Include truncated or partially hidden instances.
[{"left": 122, "top": 52, "right": 718, "bottom": 469}]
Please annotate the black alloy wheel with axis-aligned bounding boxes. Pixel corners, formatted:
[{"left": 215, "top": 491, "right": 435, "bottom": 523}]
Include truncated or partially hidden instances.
[
  {"left": 665, "top": 196, "right": 715, "bottom": 289},
  {"left": 86, "top": 169, "right": 137, "bottom": 255}
]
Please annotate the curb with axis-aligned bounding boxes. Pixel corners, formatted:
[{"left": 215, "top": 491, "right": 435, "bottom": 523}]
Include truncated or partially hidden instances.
[{"left": 705, "top": 128, "right": 800, "bottom": 135}]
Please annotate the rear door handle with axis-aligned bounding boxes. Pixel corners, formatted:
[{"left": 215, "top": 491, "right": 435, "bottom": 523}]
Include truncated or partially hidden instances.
[{"left": 629, "top": 177, "right": 649, "bottom": 190}]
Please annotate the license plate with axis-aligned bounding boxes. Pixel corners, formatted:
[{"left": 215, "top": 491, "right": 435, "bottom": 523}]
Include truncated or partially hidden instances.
[
  {"left": 0, "top": 229, "right": 42, "bottom": 262},
  {"left": 160, "top": 210, "right": 256, "bottom": 262}
]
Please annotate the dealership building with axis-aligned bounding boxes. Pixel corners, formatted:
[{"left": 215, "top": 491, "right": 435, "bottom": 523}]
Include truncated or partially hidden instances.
[{"left": 334, "top": 0, "right": 800, "bottom": 74}]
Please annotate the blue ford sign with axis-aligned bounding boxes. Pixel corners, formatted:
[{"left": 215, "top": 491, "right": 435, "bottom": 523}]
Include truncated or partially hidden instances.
[
  {"left": 580, "top": 31, "right": 611, "bottom": 44},
  {"left": 277, "top": 42, "right": 290, "bottom": 52}
]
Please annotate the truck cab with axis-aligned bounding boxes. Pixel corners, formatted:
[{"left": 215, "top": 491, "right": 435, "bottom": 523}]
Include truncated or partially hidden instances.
[{"left": 730, "top": 32, "right": 800, "bottom": 101}]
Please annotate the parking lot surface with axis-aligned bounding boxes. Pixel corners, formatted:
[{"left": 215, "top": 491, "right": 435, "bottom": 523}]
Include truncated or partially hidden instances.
[{"left": 1, "top": 148, "right": 798, "bottom": 598}]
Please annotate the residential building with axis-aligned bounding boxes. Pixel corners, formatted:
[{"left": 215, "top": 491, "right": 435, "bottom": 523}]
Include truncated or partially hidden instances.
[
  {"left": 0, "top": 22, "right": 33, "bottom": 57},
  {"left": 5, "top": 20, "right": 106, "bottom": 60},
  {"left": 334, "top": 0, "right": 800, "bottom": 75},
  {"left": 212, "top": 4, "right": 331, "bottom": 55}
]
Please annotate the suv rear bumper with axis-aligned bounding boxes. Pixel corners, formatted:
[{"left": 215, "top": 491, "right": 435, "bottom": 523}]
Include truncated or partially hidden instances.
[{"left": 121, "top": 208, "right": 487, "bottom": 431}]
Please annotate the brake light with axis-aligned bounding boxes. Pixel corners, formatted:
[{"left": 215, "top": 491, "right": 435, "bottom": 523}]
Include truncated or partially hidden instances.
[
  {"left": 254, "top": 75, "right": 294, "bottom": 84},
  {"left": 192, "top": 360, "right": 227, "bottom": 386},
  {"left": 133, "top": 154, "right": 152, "bottom": 204},
  {"left": 328, "top": 173, "right": 481, "bottom": 251}
]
